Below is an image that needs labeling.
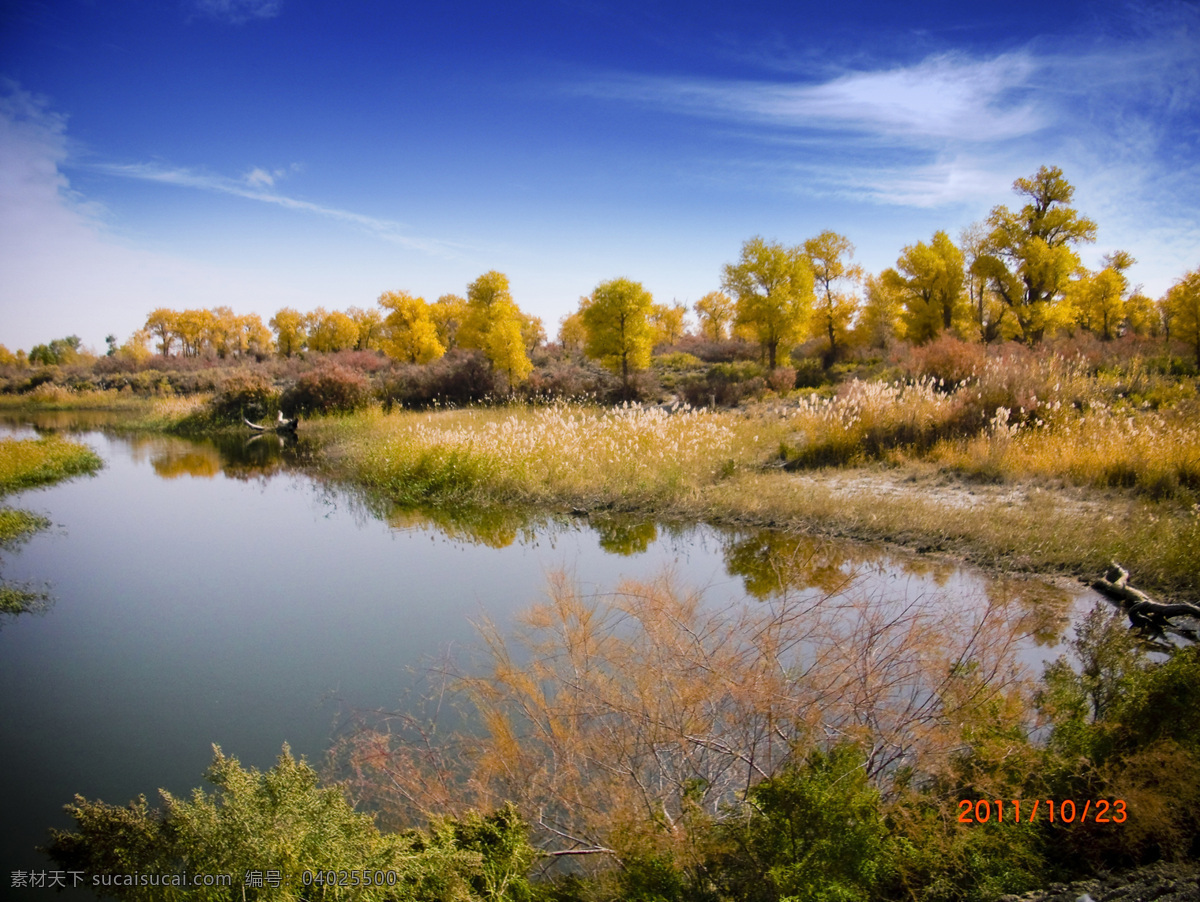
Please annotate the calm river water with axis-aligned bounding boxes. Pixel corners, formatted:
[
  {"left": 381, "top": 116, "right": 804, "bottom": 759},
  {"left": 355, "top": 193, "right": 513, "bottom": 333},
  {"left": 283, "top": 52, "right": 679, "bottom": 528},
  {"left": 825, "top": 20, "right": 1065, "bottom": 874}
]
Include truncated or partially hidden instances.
[{"left": 0, "top": 413, "right": 1101, "bottom": 896}]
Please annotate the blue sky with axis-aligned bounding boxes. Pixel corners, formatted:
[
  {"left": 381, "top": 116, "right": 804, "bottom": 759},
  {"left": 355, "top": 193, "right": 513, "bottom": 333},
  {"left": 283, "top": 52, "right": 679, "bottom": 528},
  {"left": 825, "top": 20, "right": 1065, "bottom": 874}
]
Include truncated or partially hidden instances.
[{"left": 1, "top": 0, "right": 1198, "bottom": 351}]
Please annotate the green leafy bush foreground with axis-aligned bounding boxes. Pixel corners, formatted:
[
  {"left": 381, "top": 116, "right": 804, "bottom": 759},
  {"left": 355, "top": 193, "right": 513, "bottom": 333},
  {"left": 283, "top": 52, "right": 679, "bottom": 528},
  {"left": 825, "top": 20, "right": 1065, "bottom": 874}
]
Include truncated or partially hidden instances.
[{"left": 47, "top": 746, "right": 536, "bottom": 902}]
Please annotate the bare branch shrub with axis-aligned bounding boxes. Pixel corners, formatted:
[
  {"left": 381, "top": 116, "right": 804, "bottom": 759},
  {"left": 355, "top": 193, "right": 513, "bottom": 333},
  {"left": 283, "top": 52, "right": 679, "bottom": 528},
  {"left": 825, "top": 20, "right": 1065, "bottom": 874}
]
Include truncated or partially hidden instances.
[{"left": 335, "top": 564, "right": 1036, "bottom": 873}]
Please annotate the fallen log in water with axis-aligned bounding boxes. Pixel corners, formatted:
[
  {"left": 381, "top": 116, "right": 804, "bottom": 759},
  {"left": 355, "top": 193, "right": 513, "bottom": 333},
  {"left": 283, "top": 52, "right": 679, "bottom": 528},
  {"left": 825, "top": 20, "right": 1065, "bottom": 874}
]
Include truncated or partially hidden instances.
[
  {"left": 1091, "top": 562, "right": 1200, "bottom": 632},
  {"left": 244, "top": 411, "right": 300, "bottom": 434}
]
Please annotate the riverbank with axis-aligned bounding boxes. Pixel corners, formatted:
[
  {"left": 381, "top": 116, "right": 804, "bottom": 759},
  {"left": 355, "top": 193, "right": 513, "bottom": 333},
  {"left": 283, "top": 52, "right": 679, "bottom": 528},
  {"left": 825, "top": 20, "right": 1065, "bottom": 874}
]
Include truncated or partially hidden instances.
[
  {"left": 306, "top": 399, "right": 1199, "bottom": 600},
  {"left": 5, "top": 390, "right": 1198, "bottom": 599}
]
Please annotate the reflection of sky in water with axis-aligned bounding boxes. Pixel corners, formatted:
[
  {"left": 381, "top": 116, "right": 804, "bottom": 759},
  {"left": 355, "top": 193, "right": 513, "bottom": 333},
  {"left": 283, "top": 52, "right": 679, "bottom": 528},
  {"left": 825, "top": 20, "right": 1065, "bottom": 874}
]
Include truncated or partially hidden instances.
[{"left": 0, "top": 418, "right": 1102, "bottom": 893}]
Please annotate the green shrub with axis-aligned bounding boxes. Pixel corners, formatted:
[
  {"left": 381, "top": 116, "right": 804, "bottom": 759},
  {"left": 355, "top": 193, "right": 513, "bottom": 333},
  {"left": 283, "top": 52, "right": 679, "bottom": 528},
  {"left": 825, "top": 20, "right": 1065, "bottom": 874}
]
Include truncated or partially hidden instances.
[
  {"left": 47, "top": 745, "right": 535, "bottom": 902},
  {"left": 713, "top": 745, "right": 886, "bottom": 902}
]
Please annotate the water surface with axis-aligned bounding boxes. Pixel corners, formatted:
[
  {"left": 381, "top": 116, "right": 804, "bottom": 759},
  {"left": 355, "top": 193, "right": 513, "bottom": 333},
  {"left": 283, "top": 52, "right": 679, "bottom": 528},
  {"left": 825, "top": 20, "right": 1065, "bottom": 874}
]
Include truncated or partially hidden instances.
[{"left": 0, "top": 414, "right": 1101, "bottom": 894}]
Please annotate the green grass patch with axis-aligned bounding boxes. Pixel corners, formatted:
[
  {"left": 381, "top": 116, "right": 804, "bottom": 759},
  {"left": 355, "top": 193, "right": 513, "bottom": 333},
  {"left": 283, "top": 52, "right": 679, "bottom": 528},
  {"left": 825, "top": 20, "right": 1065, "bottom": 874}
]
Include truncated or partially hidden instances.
[
  {"left": 0, "top": 507, "right": 50, "bottom": 547},
  {"left": 0, "top": 435, "right": 103, "bottom": 495}
]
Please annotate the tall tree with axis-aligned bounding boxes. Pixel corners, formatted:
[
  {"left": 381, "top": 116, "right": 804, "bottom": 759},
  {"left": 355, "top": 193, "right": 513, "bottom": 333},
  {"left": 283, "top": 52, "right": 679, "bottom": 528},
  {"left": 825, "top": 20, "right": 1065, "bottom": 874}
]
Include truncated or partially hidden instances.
[
  {"left": 379, "top": 290, "right": 445, "bottom": 364},
  {"left": 882, "top": 230, "right": 966, "bottom": 344},
  {"left": 721, "top": 237, "right": 813, "bottom": 370},
  {"left": 518, "top": 312, "right": 546, "bottom": 355},
  {"left": 306, "top": 308, "right": 359, "bottom": 353},
  {"left": 1067, "top": 261, "right": 1129, "bottom": 341},
  {"left": 1166, "top": 268, "right": 1200, "bottom": 366},
  {"left": 144, "top": 308, "right": 178, "bottom": 357},
  {"left": 431, "top": 294, "right": 469, "bottom": 352},
  {"left": 175, "top": 308, "right": 213, "bottom": 357},
  {"left": 270, "top": 307, "right": 306, "bottom": 357},
  {"left": 804, "top": 231, "right": 861, "bottom": 362},
  {"left": 694, "top": 291, "right": 735, "bottom": 342},
  {"left": 649, "top": 301, "right": 688, "bottom": 347},
  {"left": 960, "top": 221, "right": 1010, "bottom": 342},
  {"left": 347, "top": 306, "right": 384, "bottom": 351},
  {"left": 854, "top": 274, "right": 901, "bottom": 349},
  {"left": 557, "top": 307, "right": 588, "bottom": 355},
  {"left": 460, "top": 271, "right": 533, "bottom": 385},
  {"left": 581, "top": 278, "right": 655, "bottom": 387},
  {"left": 975, "top": 166, "right": 1097, "bottom": 343}
]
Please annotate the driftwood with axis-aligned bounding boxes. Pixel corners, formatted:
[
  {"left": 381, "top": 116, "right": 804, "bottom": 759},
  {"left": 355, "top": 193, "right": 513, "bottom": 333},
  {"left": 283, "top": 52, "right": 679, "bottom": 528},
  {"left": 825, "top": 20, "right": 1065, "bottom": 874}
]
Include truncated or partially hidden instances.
[
  {"left": 1092, "top": 562, "right": 1200, "bottom": 632},
  {"left": 244, "top": 411, "right": 300, "bottom": 434}
]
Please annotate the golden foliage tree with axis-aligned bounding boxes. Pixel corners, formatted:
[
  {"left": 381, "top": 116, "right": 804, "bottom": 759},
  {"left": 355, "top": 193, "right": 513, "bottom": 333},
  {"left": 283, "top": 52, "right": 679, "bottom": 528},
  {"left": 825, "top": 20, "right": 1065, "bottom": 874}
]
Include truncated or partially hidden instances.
[
  {"left": 975, "top": 166, "right": 1097, "bottom": 343},
  {"left": 144, "top": 308, "right": 178, "bottom": 357},
  {"left": 649, "top": 302, "right": 688, "bottom": 348},
  {"left": 379, "top": 290, "right": 445, "bottom": 364},
  {"left": 1067, "top": 251, "right": 1134, "bottom": 341},
  {"left": 693, "top": 291, "right": 735, "bottom": 341},
  {"left": 518, "top": 312, "right": 546, "bottom": 355},
  {"left": 581, "top": 277, "right": 655, "bottom": 387},
  {"left": 557, "top": 308, "right": 587, "bottom": 355},
  {"left": 853, "top": 274, "right": 901, "bottom": 349},
  {"left": 722, "top": 237, "right": 813, "bottom": 370},
  {"left": 805, "top": 230, "right": 862, "bottom": 361},
  {"left": 306, "top": 308, "right": 359, "bottom": 353},
  {"left": 882, "top": 230, "right": 966, "bottom": 344},
  {"left": 460, "top": 271, "right": 533, "bottom": 385},
  {"left": 270, "top": 307, "right": 306, "bottom": 357},
  {"left": 1166, "top": 267, "right": 1200, "bottom": 366},
  {"left": 347, "top": 306, "right": 384, "bottom": 351},
  {"left": 431, "top": 294, "right": 469, "bottom": 352}
]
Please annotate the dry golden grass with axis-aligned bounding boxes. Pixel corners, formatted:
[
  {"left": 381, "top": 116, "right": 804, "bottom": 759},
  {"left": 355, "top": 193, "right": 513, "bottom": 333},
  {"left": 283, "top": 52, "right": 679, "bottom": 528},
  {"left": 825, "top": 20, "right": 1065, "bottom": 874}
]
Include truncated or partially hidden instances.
[{"left": 321, "top": 402, "right": 773, "bottom": 507}]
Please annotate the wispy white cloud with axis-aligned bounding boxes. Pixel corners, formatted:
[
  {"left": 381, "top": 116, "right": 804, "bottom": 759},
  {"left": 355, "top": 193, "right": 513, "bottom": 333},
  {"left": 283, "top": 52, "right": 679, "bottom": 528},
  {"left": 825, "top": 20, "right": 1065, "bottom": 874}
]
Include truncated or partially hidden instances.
[
  {"left": 0, "top": 83, "right": 250, "bottom": 349},
  {"left": 582, "top": 52, "right": 1044, "bottom": 145},
  {"left": 93, "top": 160, "right": 456, "bottom": 256},
  {"left": 192, "top": 0, "right": 282, "bottom": 25},
  {"left": 0, "top": 82, "right": 456, "bottom": 350},
  {"left": 571, "top": 12, "right": 1200, "bottom": 292}
]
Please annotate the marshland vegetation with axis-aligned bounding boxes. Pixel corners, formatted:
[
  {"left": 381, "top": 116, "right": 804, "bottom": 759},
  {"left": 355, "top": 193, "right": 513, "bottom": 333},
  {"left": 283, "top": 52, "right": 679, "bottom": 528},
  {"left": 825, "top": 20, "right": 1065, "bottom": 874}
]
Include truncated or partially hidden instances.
[{"left": 6, "top": 165, "right": 1200, "bottom": 899}]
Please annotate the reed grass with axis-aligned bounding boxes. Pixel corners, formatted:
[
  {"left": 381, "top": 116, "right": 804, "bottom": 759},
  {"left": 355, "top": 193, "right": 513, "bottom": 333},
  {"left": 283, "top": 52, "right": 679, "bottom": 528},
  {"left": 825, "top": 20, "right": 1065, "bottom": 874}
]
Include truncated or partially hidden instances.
[
  {"left": 322, "top": 402, "right": 770, "bottom": 508},
  {"left": 929, "top": 402, "right": 1200, "bottom": 502},
  {"left": 0, "top": 387, "right": 149, "bottom": 410}
]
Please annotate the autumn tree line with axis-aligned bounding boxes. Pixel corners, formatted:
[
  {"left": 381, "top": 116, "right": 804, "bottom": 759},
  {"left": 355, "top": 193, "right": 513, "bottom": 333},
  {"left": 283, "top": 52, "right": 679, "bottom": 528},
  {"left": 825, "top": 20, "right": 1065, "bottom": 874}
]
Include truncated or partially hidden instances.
[{"left": 4, "top": 166, "right": 1200, "bottom": 390}]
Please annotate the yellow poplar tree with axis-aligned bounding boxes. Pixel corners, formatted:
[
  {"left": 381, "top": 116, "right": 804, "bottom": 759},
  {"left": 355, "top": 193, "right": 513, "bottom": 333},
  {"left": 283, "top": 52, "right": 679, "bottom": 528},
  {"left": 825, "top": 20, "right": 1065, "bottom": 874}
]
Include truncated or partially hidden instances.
[
  {"left": 581, "top": 278, "right": 654, "bottom": 387},
  {"left": 882, "top": 230, "right": 966, "bottom": 344},
  {"left": 694, "top": 291, "right": 735, "bottom": 341},
  {"left": 460, "top": 271, "right": 532, "bottom": 384},
  {"left": 431, "top": 294, "right": 469, "bottom": 351},
  {"left": 975, "top": 166, "right": 1097, "bottom": 343},
  {"left": 854, "top": 274, "right": 902, "bottom": 349},
  {"left": 145, "top": 308, "right": 178, "bottom": 356},
  {"left": 805, "top": 230, "right": 861, "bottom": 362},
  {"left": 378, "top": 290, "right": 445, "bottom": 364},
  {"left": 1067, "top": 251, "right": 1134, "bottom": 341},
  {"left": 306, "top": 308, "right": 359, "bottom": 353},
  {"left": 721, "top": 237, "right": 813, "bottom": 370},
  {"left": 649, "top": 302, "right": 688, "bottom": 347},
  {"left": 270, "top": 307, "right": 306, "bottom": 357},
  {"left": 175, "top": 308, "right": 213, "bottom": 357},
  {"left": 557, "top": 308, "right": 587, "bottom": 355},
  {"left": 347, "top": 306, "right": 384, "bottom": 351},
  {"left": 1166, "top": 268, "right": 1200, "bottom": 366}
]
